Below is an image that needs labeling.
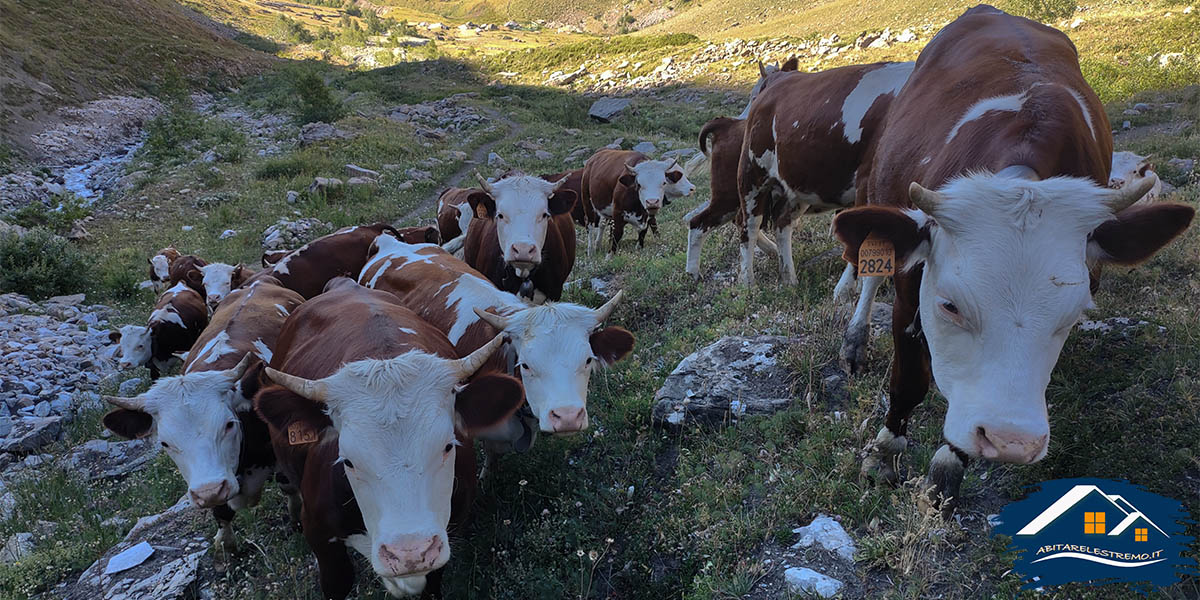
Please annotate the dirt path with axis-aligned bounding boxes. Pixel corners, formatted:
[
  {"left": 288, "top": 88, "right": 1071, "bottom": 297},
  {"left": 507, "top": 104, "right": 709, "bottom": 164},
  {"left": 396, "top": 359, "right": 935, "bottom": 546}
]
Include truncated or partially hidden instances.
[{"left": 395, "top": 108, "right": 523, "bottom": 226}]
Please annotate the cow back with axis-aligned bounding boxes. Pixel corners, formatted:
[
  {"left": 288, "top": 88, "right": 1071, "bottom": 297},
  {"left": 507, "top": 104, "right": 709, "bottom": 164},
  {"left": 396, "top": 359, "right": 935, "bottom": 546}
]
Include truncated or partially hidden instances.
[
  {"left": 266, "top": 224, "right": 399, "bottom": 299},
  {"left": 184, "top": 277, "right": 303, "bottom": 373}
]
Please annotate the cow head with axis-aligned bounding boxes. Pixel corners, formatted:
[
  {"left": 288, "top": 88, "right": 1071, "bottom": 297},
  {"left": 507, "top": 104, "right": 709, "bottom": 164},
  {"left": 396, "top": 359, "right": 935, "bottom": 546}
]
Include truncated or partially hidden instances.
[
  {"left": 473, "top": 291, "right": 635, "bottom": 433},
  {"left": 472, "top": 172, "right": 575, "bottom": 278},
  {"left": 102, "top": 353, "right": 259, "bottom": 508},
  {"left": 1109, "top": 150, "right": 1162, "bottom": 204},
  {"left": 663, "top": 161, "right": 697, "bottom": 199},
  {"left": 257, "top": 334, "right": 522, "bottom": 588},
  {"left": 833, "top": 172, "right": 1192, "bottom": 464},
  {"left": 147, "top": 245, "right": 180, "bottom": 291},
  {"left": 396, "top": 225, "right": 442, "bottom": 245},
  {"left": 737, "top": 57, "right": 798, "bottom": 119},
  {"left": 261, "top": 250, "right": 291, "bottom": 268},
  {"left": 620, "top": 158, "right": 685, "bottom": 217},
  {"left": 111, "top": 324, "right": 152, "bottom": 370},
  {"left": 200, "top": 263, "right": 250, "bottom": 310}
]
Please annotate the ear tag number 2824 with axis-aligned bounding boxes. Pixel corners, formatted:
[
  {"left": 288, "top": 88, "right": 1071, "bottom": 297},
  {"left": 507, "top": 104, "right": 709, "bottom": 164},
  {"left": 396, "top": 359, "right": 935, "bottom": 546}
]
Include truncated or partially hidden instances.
[{"left": 858, "top": 234, "right": 895, "bottom": 277}]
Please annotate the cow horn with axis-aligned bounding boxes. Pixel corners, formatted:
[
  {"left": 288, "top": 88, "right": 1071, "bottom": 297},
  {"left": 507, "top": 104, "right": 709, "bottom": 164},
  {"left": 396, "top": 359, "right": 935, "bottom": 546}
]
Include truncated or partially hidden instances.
[
  {"left": 908, "top": 182, "right": 943, "bottom": 215},
  {"left": 549, "top": 176, "right": 568, "bottom": 191},
  {"left": 474, "top": 170, "right": 493, "bottom": 193},
  {"left": 758, "top": 60, "right": 767, "bottom": 78},
  {"left": 453, "top": 333, "right": 505, "bottom": 378},
  {"left": 624, "top": 160, "right": 637, "bottom": 174},
  {"left": 1104, "top": 173, "right": 1158, "bottom": 213},
  {"left": 226, "top": 352, "right": 256, "bottom": 380},
  {"left": 265, "top": 368, "right": 328, "bottom": 403},
  {"left": 103, "top": 395, "right": 145, "bottom": 411},
  {"left": 593, "top": 289, "right": 624, "bottom": 324},
  {"left": 473, "top": 307, "right": 510, "bottom": 331}
]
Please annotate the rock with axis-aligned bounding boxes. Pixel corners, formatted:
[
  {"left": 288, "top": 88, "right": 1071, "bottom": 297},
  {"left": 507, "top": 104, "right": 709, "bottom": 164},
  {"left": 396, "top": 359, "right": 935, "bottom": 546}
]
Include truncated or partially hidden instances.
[
  {"left": 67, "top": 221, "right": 91, "bottom": 241},
  {"left": 784, "top": 567, "right": 843, "bottom": 598},
  {"left": 1078, "top": 316, "right": 1166, "bottom": 337},
  {"left": 405, "top": 168, "right": 433, "bottom": 181},
  {"left": 103, "top": 541, "right": 154, "bottom": 575},
  {"left": 0, "top": 220, "right": 30, "bottom": 238},
  {"left": 487, "top": 152, "right": 507, "bottom": 167},
  {"left": 117, "top": 378, "right": 143, "bottom": 396},
  {"left": 1168, "top": 157, "right": 1195, "bottom": 173},
  {"left": 604, "top": 137, "right": 625, "bottom": 150},
  {"left": 345, "top": 164, "right": 380, "bottom": 180},
  {"left": 261, "top": 218, "right": 330, "bottom": 250},
  {"left": 0, "top": 416, "right": 12, "bottom": 438},
  {"left": 299, "top": 122, "right": 352, "bottom": 146},
  {"left": 65, "top": 438, "right": 158, "bottom": 480},
  {"left": 533, "top": 150, "right": 552, "bottom": 161},
  {"left": 180, "top": 225, "right": 193, "bottom": 232},
  {"left": 1, "top": 416, "right": 63, "bottom": 453},
  {"left": 307, "top": 177, "right": 343, "bottom": 195},
  {"left": 1132, "top": 102, "right": 1152, "bottom": 112},
  {"left": 791, "top": 514, "right": 857, "bottom": 562},
  {"left": 1122, "top": 120, "right": 1131, "bottom": 130},
  {"left": 47, "top": 293, "right": 86, "bottom": 307},
  {"left": 33, "top": 401, "right": 51, "bottom": 418},
  {"left": 662, "top": 148, "right": 699, "bottom": 161},
  {"left": 1122, "top": 109, "right": 1141, "bottom": 116},
  {"left": 652, "top": 336, "right": 800, "bottom": 428},
  {"left": 589, "top": 98, "right": 632, "bottom": 123},
  {"left": 564, "top": 147, "right": 591, "bottom": 163},
  {"left": 397, "top": 180, "right": 415, "bottom": 191},
  {"left": 0, "top": 481, "right": 15, "bottom": 521},
  {"left": 218, "top": 229, "right": 237, "bottom": 240},
  {"left": 632, "top": 141, "right": 657, "bottom": 154},
  {"left": 1070, "top": 17, "right": 1084, "bottom": 28},
  {"left": 0, "top": 532, "right": 34, "bottom": 564},
  {"left": 895, "top": 28, "right": 917, "bottom": 43},
  {"left": 286, "top": 190, "right": 300, "bottom": 204},
  {"left": 345, "top": 177, "right": 377, "bottom": 189},
  {"left": 546, "top": 67, "right": 587, "bottom": 86}
]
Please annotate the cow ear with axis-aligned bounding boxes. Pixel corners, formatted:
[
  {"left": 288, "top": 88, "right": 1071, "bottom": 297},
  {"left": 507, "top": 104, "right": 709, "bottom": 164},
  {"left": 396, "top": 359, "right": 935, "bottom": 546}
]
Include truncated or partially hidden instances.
[
  {"left": 468, "top": 191, "right": 496, "bottom": 219},
  {"left": 454, "top": 374, "right": 524, "bottom": 434},
  {"left": 781, "top": 56, "right": 799, "bottom": 71},
  {"left": 236, "top": 359, "right": 267, "bottom": 408},
  {"left": 590, "top": 326, "right": 635, "bottom": 366},
  {"left": 1088, "top": 203, "right": 1195, "bottom": 266},
  {"left": 618, "top": 173, "right": 636, "bottom": 188},
  {"left": 548, "top": 190, "right": 576, "bottom": 216},
  {"left": 832, "top": 207, "right": 931, "bottom": 274},
  {"left": 185, "top": 268, "right": 203, "bottom": 287},
  {"left": 423, "top": 226, "right": 441, "bottom": 245},
  {"left": 103, "top": 409, "right": 154, "bottom": 440},
  {"left": 254, "top": 385, "right": 331, "bottom": 435},
  {"left": 665, "top": 170, "right": 683, "bottom": 183},
  {"left": 108, "top": 330, "right": 122, "bottom": 343}
]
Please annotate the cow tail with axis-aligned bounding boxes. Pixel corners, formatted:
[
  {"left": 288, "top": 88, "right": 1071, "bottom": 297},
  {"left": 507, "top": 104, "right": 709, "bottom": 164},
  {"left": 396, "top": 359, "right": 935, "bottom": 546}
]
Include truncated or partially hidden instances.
[
  {"left": 698, "top": 117, "right": 737, "bottom": 158},
  {"left": 380, "top": 225, "right": 402, "bottom": 239}
]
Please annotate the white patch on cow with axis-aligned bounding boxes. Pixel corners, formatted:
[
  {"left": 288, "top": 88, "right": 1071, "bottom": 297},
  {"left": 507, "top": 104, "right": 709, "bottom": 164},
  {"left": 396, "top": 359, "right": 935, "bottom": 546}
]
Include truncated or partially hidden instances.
[
  {"left": 946, "top": 90, "right": 1029, "bottom": 143},
  {"left": 628, "top": 159, "right": 679, "bottom": 214},
  {"left": 455, "top": 205, "right": 473, "bottom": 237},
  {"left": 274, "top": 303, "right": 290, "bottom": 317},
  {"left": 398, "top": 327, "right": 417, "bottom": 335},
  {"left": 362, "top": 235, "right": 438, "bottom": 280},
  {"left": 150, "top": 306, "right": 186, "bottom": 328},
  {"left": 190, "top": 330, "right": 235, "bottom": 367},
  {"left": 200, "top": 263, "right": 239, "bottom": 308},
  {"left": 1060, "top": 85, "right": 1096, "bottom": 140},
  {"left": 115, "top": 324, "right": 152, "bottom": 369},
  {"left": 841, "top": 62, "right": 914, "bottom": 144},
  {"left": 251, "top": 339, "right": 272, "bottom": 364},
  {"left": 907, "top": 173, "right": 1130, "bottom": 464},
  {"left": 365, "top": 258, "right": 393, "bottom": 289},
  {"left": 165, "top": 281, "right": 190, "bottom": 295},
  {"left": 443, "top": 272, "right": 509, "bottom": 345}
]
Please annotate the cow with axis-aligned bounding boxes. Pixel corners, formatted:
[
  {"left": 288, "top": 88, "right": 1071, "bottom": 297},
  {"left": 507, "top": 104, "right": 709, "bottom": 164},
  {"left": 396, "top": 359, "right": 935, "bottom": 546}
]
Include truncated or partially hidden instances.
[
  {"left": 101, "top": 276, "right": 304, "bottom": 555},
  {"left": 147, "top": 245, "right": 181, "bottom": 292},
  {"left": 199, "top": 263, "right": 254, "bottom": 310},
  {"left": 461, "top": 171, "right": 577, "bottom": 303},
  {"left": 253, "top": 278, "right": 522, "bottom": 599},
  {"left": 359, "top": 236, "right": 635, "bottom": 453},
  {"left": 581, "top": 149, "right": 693, "bottom": 255},
  {"left": 436, "top": 187, "right": 481, "bottom": 254},
  {"left": 243, "top": 223, "right": 402, "bottom": 299},
  {"left": 831, "top": 5, "right": 1193, "bottom": 514},
  {"left": 737, "top": 60, "right": 915, "bottom": 286},
  {"left": 168, "top": 254, "right": 209, "bottom": 295},
  {"left": 684, "top": 59, "right": 800, "bottom": 277},
  {"left": 110, "top": 281, "right": 209, "bottom": 379},
  {"left": 551, "top": 165, "right": 695, "bottom": 251},
  {"left": 259, "top": 226, "right": 439, "bottom": 270},
  {"left": 1109, "top": 150, "right": 1163, "bottom": 203},
  {"left": 261, "top": 250, "right": 290, "bottom": 267}
]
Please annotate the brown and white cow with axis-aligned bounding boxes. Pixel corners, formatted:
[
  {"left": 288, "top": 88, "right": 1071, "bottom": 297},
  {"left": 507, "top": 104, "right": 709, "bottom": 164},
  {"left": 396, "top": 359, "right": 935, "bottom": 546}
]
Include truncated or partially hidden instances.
[
  {"left": 245, "top": 223, "right": 401, "bottom": 299},
  {"left": 738, "top": 60, "right": 914, "bottom": 286},
  {"left": 581, "top": 149, "right": 694, "bottom": 255},
  {"left": 684, "top": 59, "right": 800, "bottom": 277},
  {"left": 102, "top": 276, "right": 304, "bottom": 554},
  {"left": 168, "top": 254, "right": 209, "bottom": 296},
  {"left": 552, "top": 164, "right": 694, "bottom": 250},
  {"left": 436, "top": 187, "right": 483, "bottom": 254},
  {"left": 261, "top": 249, "right": 290, "bottom": 268},
  {"left": 111, "top": 281, "right": 209, "bottom": 379},
  {"left": 831, "top": 5, "right": 1193, "bottom": 512},
  {"left": 254, "top": 278, "right": 522, "bottom": 599},
  {"left": 359, "top": 235, "right": 634, "bottom": 441},
  {"left": 147, "top": 245, "right": 181, "bottom": 292},
  {"left": 199, "top": 263, "right": 255, "bottom": 310},
  {"left": 1110, "top": 150, "right": 1163, "bottom": 203},
  {"left": 461, "top": 172, "right": 577, "bottom": 303}
]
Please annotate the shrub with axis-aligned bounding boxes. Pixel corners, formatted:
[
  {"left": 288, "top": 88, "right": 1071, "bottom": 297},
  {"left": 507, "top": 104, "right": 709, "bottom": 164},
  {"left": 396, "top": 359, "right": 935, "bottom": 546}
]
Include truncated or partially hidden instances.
[
  {"left": 292, "top": 70, "right": 345, "bottom": 124},
  {"left": 7, "top": 194, "right": 92, "bottom": 235},
  {"left": 269, "top": 14, "right": 313, "bottom": 44},
  {"left": 0, "top": 229, "right": 88, "bottom": 300},
  {"left": 1007, "top": 0, "right": 1077, "bottom": 22},
  {"left": 143, "top": 107, "right": 246, "bottom": 165}
]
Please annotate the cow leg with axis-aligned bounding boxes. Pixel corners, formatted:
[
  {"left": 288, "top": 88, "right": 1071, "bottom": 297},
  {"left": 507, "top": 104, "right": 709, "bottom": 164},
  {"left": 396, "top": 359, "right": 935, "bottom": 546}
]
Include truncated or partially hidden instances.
[
  {"left": 685, "top": 227, "right": 710, "bottom": 277},
  {"left": 755, "top": 228, "right": 778, "bottom": 256},
  {"left": 637, "top": 227, "right": 648, "bottom": 249},
  {"left": 833, "top": 263, "right": 858, "bottom": 304},
  {"left": 776, "top": 221, "right": 798, "bottom": 285},
  {"left": 919, "top": 444, "right": 968, "bottom": 518},
  {"left": 738, "top": 214, "right": 762, "bottom": 286},
  {"left": 609, "top": 218, "right": 625, "bottom": 256},
  {"left": 585, "top": 223, "right": 599, "bottom": 257},
  {"left": 148, "top": 362, "right": 161, "bottom": 380},
  {"left": 649, "top": 215, "right": 659, "bottom": 236},
  {"left": 310, "top": 536, "right": 355, "bottom": 600},
  {"left": 839, "top": 275, "right": 883, "bottom": 373},
  {"left": 211, "top": 504, "right": 237, "bottom": 557}
]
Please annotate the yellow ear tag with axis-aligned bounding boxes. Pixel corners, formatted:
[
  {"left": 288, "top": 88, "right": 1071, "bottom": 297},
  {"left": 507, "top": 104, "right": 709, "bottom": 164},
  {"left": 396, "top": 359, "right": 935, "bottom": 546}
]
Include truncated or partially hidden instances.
[
  {"left": 858, "top": 233, "right": 895, "bottom": 277},
  {"left": 475, "top": 204, "right": 488, "bottom": 219},
  {"left": 287, "top": 421, "right": 319, "bottom": 446}
]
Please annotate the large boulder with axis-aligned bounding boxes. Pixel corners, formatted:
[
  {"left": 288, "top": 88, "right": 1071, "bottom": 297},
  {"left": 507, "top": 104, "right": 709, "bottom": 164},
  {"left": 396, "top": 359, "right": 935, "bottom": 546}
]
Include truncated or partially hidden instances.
[
  {"left": 1, "top": 416, "right": 63, "bottom": 454},
  {"left": 588, "top": 98, "right": 632, "bottom": 123},
  {"left": 652, "top": 336, "right": 800, "bottom": 428},
  {"left": 260, "top": 218, "right": 331, "bottom": 250}
]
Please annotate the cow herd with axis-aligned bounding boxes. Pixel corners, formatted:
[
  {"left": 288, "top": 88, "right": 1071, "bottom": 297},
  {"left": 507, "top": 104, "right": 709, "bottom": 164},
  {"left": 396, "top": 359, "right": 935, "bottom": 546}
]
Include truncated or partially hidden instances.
[{"left": 96, "top": 5, "right": 1194, "bottom": 598}]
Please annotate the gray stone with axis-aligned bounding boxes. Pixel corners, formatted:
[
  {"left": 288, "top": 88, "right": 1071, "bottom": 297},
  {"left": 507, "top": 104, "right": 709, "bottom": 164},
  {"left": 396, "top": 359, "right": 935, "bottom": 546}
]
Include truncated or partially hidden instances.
[
  {"left": 1122, "top": 120, "right": 1132, "bottom": 130},
  {"left": 345, "top": 176, "right": 377, "bottom": 189},
  {"left": 588, "top": 98, "right": 632, "bottom": 123},
  {"left": 218, "top": 229, "right": 237, "bottom": 240},
  {"left": 66, "top": 438, "right": 158, "bottom": 480},
  {"left": 784, "top": 567, "right": 843, "bottom": 598},
  {"left": 286, "top": 190, "right": 300, "bottom": 204},
  {"left": 631, "top": 141, "right": 656, "bottom": 154},
  {"left": 117, "top": 378, "right": 143, "bottom": 396},
  {"left": 33, "top": 401, "right": 51, "bottom": 418},
  {"left": 307, "top": 177, "right": 343, "bottom": 196},
  {"left": 397, "top": 180, "right": 415, "bottom": 191},
  {"left": 605, "top": 137, "right": 625, "bottom": 150},
  {"left": 1, "top": 416, "right": 63, "bottom": 453},
  {"left": 1168, "top": 157, "right": 1195, "bottom": 173},
  {"left": 1133, "top": 102, "right": 1152, "bottom": 112},
  {"left": 0, "top": 416, "right": 12, "bottom": 438},
  {"left": 0, "top": 481, "right": 15, "bottom": 521},
  {"left": 791, "top": 514, "right": 856, "bottom": 562},
  {"left": 299, "top": 122, "right": 352, "bottom": 146},
  {"left": 534, "top": 150, "right": 552, "bottom": 161},
  {"left": 345, "top": 164, "right": 380, "bottom": 180},
  {"left": 662, "top": 148, "right": 699, "bottom": 161},
  {"left": 487, "top": 152, "right": 506, "bottom": 167},
  {"left": 0, "top": 532, "right": 34, "bottom": 564},
  {"left": 652, "top": 336, "right": 800, "bottom": 428}
]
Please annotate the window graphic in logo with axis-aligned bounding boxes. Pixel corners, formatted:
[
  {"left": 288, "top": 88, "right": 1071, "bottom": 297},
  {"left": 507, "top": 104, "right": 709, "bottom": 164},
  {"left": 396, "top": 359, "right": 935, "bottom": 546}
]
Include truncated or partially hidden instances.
[{"left": 994, "top": 478, "right": 1196, "bottom": 591}]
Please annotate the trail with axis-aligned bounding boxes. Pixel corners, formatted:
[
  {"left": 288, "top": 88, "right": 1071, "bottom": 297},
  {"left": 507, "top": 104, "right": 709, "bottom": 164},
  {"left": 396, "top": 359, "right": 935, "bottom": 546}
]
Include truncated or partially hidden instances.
[{"left": 395, "top": 108, "right": 524, "bottom": 226}]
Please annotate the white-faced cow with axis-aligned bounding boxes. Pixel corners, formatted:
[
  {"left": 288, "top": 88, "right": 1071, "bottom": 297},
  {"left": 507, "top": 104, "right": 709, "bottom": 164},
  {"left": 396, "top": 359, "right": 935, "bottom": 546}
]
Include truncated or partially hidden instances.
[
  {"left": 359, "top": 236, "right": 634, "bottom": 450},
  {"left": 1109, "top": 150, "right": 1163, "bottom": 203},
  {"left": 147, "top": 245, "right": 181, "bottom": 292},
  {"left": 552, "top": 164, "right": 694, "bottom": 251},
  {"left": 110, "top": 281, "right": 209, "bottom": 378},
  {"left": 102, "top": 276, "right": 304, "bottom": 554},
  {"left": 254, "top": 278, "right": 522, "bottom": 599},
  {"left": 831, "top": 5, "right": 1193, "bottom": 514},
  {"left": 461, "top": 171, "right": 577, "bottom": 303},
  {"left": 738, "top": 60, "right": 914, "bottom": 286},
  {"left": 581, "top": 149, "right": 694, "bottom": 255},
  {"left": 199, "top": 262, "right": 254, "bottom": 310}
]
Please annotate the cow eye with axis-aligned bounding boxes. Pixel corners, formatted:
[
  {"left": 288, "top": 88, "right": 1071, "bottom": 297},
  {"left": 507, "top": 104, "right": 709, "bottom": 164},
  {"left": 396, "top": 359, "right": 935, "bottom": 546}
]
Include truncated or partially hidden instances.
[
  {"left": 936, "top": 298, "right": 966, "bottom": 328},
  {"left": 443, "top": 443, "right": 454, "bottom": 453},
  {"left": 341, "top": 459, "right": 355, "bottom": 470},
  {"left": 586, "top": 357, "right": 594, "bottom": 366},
  {"left": 496, "top": 213, "right": 505, "bottom": 220},
  {"left": 225, "top": 421, "right": 236, "bottom": 431},
  {"left": 519, "top": 362, "right": 530, "bottom": 371},
  {"left": 941, "top": 301, "right": 958, "bottom": 315},
  {"left": 161, "top": 441, "right": 170, "bottom": 450}
]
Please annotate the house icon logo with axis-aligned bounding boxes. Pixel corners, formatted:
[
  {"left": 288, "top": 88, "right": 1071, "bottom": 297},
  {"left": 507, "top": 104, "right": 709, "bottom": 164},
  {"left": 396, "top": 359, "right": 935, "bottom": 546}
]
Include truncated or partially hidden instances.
[{"left": 994, "top": 478, "right": 1196, "bottom": 591}]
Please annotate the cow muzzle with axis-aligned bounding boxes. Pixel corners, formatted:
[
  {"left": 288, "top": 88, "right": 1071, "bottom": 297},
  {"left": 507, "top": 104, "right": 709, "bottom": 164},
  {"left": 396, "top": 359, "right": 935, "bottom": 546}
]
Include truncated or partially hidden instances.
[
  {"left": 189, "top": 479, "right": 235, "bottom": 508},
  {"left": 206, "top": 294, "right": 222, "bottom": 309},
  {"left": 972, "top": 424, "right": 1049, "bottom": 464},
  {"left": 545, "top": 406, "right": 588, "bottom": 433},
  {"left": 377, "top": 535, "right": 444, "bottom": 576}
]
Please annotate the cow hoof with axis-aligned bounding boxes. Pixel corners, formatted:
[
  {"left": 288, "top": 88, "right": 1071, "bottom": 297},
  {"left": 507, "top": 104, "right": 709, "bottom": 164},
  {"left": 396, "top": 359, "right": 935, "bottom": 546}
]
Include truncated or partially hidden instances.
[
  {"left": 213, "top": 528, "right": 237, "bottom": 557},
  {"left": 860, "top": 427, "right": 906, "bottom": 486},
  {"left": 919, "top": 444, "right": 966, "bottom": 519},
  {"left": 839, "top": 340, "right": 868, "bottom": 374}
]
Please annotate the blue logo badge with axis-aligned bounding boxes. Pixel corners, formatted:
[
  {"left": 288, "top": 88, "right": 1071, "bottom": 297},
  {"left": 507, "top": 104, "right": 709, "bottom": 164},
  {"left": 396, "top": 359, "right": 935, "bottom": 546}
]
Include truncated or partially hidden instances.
[{"left": 994, "top": 478, "right": 1196, "bottom": 592}]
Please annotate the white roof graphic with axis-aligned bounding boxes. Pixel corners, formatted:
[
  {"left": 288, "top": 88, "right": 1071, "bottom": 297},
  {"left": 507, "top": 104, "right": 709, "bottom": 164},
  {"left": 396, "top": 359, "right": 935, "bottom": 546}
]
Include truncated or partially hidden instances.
[{"left": 1015, "top": 485, "right": 1167, "bottom": 538}]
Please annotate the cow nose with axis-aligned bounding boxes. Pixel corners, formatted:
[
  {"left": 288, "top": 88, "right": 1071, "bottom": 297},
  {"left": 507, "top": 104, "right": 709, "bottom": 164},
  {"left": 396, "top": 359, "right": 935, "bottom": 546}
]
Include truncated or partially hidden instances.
[
  {"left": 378, "top": 536, "right": 443, "bottom": 576},
  {"left": 189, "top": 480, "right": 232, "bottom": 508},
  {"left": 546, "top": 407, "right": 588, "bottom": 433},
  {"left": 974, "top": 425, "right": 1048, "bottom": 464},
  {"left": 509, "top": 243, "right": 538, "bottom": 263}
]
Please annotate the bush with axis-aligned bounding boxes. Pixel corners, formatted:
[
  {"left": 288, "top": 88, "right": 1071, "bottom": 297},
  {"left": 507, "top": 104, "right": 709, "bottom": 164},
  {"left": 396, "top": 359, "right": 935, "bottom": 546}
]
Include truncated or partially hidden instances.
[
  {"left": 7, "top": 194, "right": 91, "bottom": 235},
  {"left": 1007, "top": 0, "right": 1077, "bottom": 22},
  {"left": 292, "top": 70, "right": 345, "bottom": 124},
  {"left": 269, "top": 14, "right": 313, "bottom": 44},
  {"left": 0, "top": 229, "right": 89, "bottom": 300},
  {"left": 143, "top": 107, "right": 246, "bottom": 165}
]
